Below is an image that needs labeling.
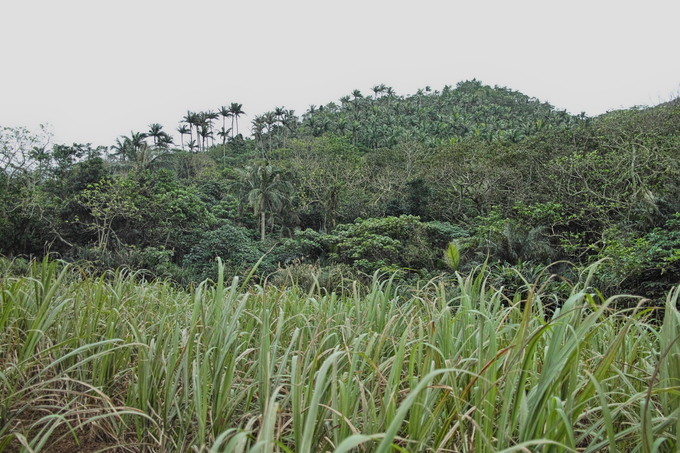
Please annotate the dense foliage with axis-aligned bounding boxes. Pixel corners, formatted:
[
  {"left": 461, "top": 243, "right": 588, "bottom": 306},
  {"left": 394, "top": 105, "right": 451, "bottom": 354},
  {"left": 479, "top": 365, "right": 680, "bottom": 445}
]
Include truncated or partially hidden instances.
[
  {"left": 1, "top": 258, "right": 679, "bottom": 452},
  {"left": 2, "top": 80, "right": 680, "bottom": 451},
  {"left": 1, "top": 81, "right": 679, "bottom": 300}
]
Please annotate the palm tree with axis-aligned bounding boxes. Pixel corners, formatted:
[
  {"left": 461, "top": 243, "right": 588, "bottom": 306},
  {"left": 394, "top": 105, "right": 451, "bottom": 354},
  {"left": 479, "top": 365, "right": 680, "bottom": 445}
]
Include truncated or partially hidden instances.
[
  {"left": 351, "top": 90, "right": 364, "bottom": 121},
  {"left": 350, "top": 120, "right": 359, "bottom": 145},
  {"left": 337, "top": 116, "right": 347, "bottom": 136},
  {"left": 228, "top": 103, "right": 245, "bottom": 137},
  {"left": 219, "top": 105, "right": 231, "bottom": 137},
  {"left": 280, "top": 109, "right": 297, "bottom": 147},
  {"left": 384, "top": 86, "right": 396, "bottom": 107},
  {"left": 193, "top": 112, "right": 207, "bottom": 151},
  {"left": 199, "top": 122, "right": 213, "bottom": 151},
  {"left": 148, "top": 123, "right": 164, "bottom": 147},
  {"left": 131, "top": 131, "right": 148, "bottom": 151},
  {"left": 263, "top": 111, "right": 277, "bottom": 151},
  {"left": 183, "top": 111, "right": 200, "bottom": 151},
  {"left": 111, "top": 137, "right": 132, "bottom": 162},
  {"left": 251, "top": 115, "right": 265, "bottom": 154},
  {"left": 204, "top": 110, "right": 219, "bottom": 147},
  {"left": 232, "top": 165, "right": 294, "bottom": 241},
  {"left": 148, "top": 124, "right": 172, "bottom": 149},
  {"left": 217, "top": 127, "right": 232, "bottom": 146},
  {"left": 177, "top": 124, "right": 190, "bottom": 151},
  {"left": 486, "top": 224, "right": 554, "bottom": 264},
  {"left": 274, "top": 106, "right": 286, "bottom": 134},
  {"left": 371, "top": 84, "right": 386, "bottom": 99},
  {"left": 129, "top": 131, "right": 151, "bottom": 170},
  {"left": 114, "top": 131, "right": 164, "bottom": 172},
  {"left": 157, "top": 133, "right": 173, "bottom": 149},
  {"left": 120, "top": 131, "right": 148, "bottom": 161}
]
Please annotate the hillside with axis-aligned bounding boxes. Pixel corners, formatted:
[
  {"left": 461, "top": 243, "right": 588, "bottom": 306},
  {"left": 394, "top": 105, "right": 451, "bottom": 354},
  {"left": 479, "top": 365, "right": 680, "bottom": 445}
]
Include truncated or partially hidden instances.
[
  {"left": 1, "top": 80, "right": 679, "bottom": 299},
  {"left": 249, "top": 79, "right": 580, "bottom": 152}
]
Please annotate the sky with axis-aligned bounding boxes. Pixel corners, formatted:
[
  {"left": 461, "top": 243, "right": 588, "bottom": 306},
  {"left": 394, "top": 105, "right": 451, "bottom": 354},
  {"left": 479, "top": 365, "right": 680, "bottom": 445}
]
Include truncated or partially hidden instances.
[{"left": 1, "top": 0, "right": 678, "bottom": 147}]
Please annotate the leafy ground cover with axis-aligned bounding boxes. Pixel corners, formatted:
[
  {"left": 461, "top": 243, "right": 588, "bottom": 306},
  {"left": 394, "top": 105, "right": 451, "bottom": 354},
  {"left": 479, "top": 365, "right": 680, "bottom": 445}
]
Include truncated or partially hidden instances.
[{"left": 1, "top": 258, "right": 679, "bottom": 452}]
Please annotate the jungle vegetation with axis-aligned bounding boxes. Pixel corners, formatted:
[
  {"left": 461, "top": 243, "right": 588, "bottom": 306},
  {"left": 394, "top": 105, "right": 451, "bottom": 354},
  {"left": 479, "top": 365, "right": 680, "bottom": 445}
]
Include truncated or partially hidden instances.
[
  {"left": 2, "top": 79, "right": 678, "bottom": 300},
  {"left": 2, "top": 79, "right": 680, "bottom": 451}
]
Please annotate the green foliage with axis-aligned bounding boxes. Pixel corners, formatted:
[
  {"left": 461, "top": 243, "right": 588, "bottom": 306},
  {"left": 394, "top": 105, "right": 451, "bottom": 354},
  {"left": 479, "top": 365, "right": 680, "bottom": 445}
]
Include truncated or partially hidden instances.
[
  {"left": 659, "top": 287, "right": 680, "bottom": 442},
  {"left": 487, "top": 260, "right": 576, "bottom": 303},
  {"left": 444, "top": 241, "right": 461, "bottom": 272},
  {"left": 2, "top": 86, "right": 680, "bottom": 298},
  {"left": 596, "top": 213, "right": 680, "bottom": 297},
  {"left": 273, "top": 228, "right": 325, "bottom": 265},
  {"left": 426, "top": 220, "right": 469, "bottom": 241},
  {"left": 77, "top": 176, "right": 141, "bottom": 250},
  {"left": 126, "top": 246, "right": 175, "bottom": 276},
  {"left": 232, "top": 164, "right": 294, "bottom": 241},
  {"left": 326, "top": 215, "right": 456, "bottom": 274},
  {"left": 264, "top": 79, "right": 579, "bottom": 150},
  {"left": 1, "top": 258, "right": 678, "bottom": 451},
  {"left": 513, "top": 201, "right": 566, "bottom": 225},
  {"left": 268, "top": 262, "right": 356, "bottom": 293},
  {"left": 183, "top": 221, "right": 267, "bottom": 281},
  {"left": 405, "top": 177, "right": 432, "bottom": 218},
  {"left": 272, "top": 135, "right": 363, "bottom": 231}
]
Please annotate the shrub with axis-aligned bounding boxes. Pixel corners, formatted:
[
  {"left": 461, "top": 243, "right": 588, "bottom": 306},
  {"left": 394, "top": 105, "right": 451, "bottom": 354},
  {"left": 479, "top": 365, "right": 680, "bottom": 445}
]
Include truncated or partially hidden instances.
[
  {"left": 596, "top": 213, "right": 680, "bottom": 298},
  {"left": 183, "top": 221, "right": 268, "bottom": 282},
  {"left": 325, "top": 215, "right": 465, "bottom": 274}
]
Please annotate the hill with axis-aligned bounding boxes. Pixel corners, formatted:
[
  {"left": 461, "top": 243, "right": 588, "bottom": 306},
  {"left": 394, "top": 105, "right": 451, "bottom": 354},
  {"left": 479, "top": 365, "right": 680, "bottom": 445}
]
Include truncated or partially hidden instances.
[{"left": 1, "top": 80, "right": 679, "bottom": 299}]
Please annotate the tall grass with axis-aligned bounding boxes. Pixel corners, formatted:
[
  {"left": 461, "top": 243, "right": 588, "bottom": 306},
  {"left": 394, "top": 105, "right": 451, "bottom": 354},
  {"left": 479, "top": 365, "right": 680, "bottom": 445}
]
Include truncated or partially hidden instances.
[{"left": 0, "top": 257, "right": 678, "bottom": 452}]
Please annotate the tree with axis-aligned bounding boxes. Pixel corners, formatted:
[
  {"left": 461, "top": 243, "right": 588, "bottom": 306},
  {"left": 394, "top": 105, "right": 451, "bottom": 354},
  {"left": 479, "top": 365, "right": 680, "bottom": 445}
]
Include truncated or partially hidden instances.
[
  {"left": 0, "top": 125, "right": 54, "bottom": 255},
  {"left": 199, "top": 122, "right": 213, "bottom": 151},
  {"left": 148, "top": 123, "right": 164, "bottom": 147},
  {"left": 157, "top": 133, "right": 173, "bottom": 149},
  {"left": 203, "top": 110, "right": 219, "bottom": 147},
  {"left": 111, "top": 137, "right": 132, "bottom": 162},
  {"left": 324, "top": 215, "right": 455, "bottom": 274},
  {"left": 77, "top": 176, "right": 140, "bottom": 250},
  {"left": 371, "top": 84, "right": 386, "bottom": 99},
  {"left": 183, "top": 111, "right": 201, "bottom": 151},
  {"left": 278, "top": 136, "right": 364, "bottom": 232},
  {"left": 118, "top": 131, "right": 151, "bottom": 171},
  {"left": 113, "top": 130, "right": 174, "bottom": 173},
  {"left": 219, "top": 105, "right": 231, "bottom": 140},
  {"left": 232, "top": 165, "right": 294, "bottom": 241},
  {"left": 251, "top": 115, "right": 266, "bottom": 157},
  {"left": 263, "top": 111, "right": 277, "bottom": 151},
  {"left": 129, "top": 131, "right": 148, "bottom": 156},
  {"left": 217, "top": 127, "right": 232, "bottom": 146},
  {"left": 0, "top": 125, "right": 52, "bottom": 181},
  {"left": 228, "top": 102, "right": 246, "bottom": 137},
  {"left": 177, "top": 124, "right": 190, "bottom": 151},
  {"left": 219, "top": 105, "right": 230, "bottom": 127},
  {"left": 49, "top": 143, "right": 105, "bottom": 179},
  {"left": 183, "top": 221, "right": 264, "bottom": 280}
]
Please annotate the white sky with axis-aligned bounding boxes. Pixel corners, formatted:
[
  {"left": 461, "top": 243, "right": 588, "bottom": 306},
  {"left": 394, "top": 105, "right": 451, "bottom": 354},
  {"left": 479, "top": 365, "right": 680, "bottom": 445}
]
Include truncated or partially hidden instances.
[{"left": 1, "top": 0, "right": 678, "bottom": 147}]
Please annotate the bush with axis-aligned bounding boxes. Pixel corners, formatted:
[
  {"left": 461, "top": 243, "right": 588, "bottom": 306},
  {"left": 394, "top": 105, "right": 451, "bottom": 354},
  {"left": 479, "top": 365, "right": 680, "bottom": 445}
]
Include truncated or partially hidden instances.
[
  {"left": 326, "top": 215, "right": 461, "bottom": 274},
  {"left": 272, "top": 229, "right": 326, "bottom": 265},
  {"left": 183, "top": 221, "right": 268, "bottom": 282},
  {"left": 596, "top": 213, "right": 680, "bottom": 299}
]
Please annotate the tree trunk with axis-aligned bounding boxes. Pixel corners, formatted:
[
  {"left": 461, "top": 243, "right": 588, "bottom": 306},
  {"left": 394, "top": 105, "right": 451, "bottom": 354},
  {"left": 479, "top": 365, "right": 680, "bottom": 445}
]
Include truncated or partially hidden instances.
[{"left": 260, "top": 211, "right": 266, "bottom": 241}]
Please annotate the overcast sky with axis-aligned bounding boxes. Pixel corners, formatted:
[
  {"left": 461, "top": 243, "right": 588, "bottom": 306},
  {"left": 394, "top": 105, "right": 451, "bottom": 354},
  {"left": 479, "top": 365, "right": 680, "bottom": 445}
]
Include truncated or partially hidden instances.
[{"left": 1, "top": 0, "right": 678, "bottom": 147}]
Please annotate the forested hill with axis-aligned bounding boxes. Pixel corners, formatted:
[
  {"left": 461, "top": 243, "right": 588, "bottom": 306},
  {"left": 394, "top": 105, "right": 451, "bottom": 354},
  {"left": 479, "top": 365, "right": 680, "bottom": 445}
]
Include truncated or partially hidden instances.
[
  {"left": 1, "top": 80, "right": 679, "bottom": 301},
  {"left": 252, "top": 79, "right": 579, "bottom": 151}
]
